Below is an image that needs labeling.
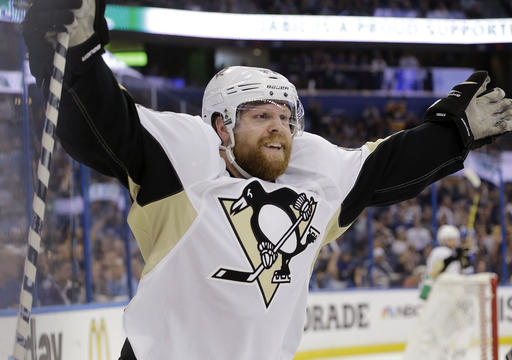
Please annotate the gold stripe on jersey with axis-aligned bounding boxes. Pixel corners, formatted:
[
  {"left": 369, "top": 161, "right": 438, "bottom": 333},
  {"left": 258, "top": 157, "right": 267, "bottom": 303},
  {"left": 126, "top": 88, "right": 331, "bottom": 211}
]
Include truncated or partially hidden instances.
[
  {"left": 128, "top": 177, "right": 140, "bottom": 201},
  {"left": 364, "top": 132, "right": 402, "bottom": 153},
  {"left": 127, "top": 177, "right": 197, "bottom": 276},
  {"left": 309, "top": 206, "right": 352, "bottom": 275},
  {"left": 321, "top": 206, "right": 348, "bottom": 247}
]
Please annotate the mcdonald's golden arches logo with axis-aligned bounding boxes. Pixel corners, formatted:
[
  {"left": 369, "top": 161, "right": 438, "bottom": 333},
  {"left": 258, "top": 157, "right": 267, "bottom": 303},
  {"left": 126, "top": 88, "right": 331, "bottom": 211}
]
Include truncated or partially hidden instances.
[{"left": 89, "top": 318, "right": 110, "bottom": 360}]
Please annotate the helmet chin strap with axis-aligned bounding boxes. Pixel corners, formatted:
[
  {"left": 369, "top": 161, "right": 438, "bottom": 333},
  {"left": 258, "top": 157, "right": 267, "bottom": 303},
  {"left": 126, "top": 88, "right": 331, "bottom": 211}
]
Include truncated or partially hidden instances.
[
  {"left": 219, "top": 144, "right": 253, "bottom": 179},
  {"left": 219, "top": 116, "right": 253, "bottom": 179}
]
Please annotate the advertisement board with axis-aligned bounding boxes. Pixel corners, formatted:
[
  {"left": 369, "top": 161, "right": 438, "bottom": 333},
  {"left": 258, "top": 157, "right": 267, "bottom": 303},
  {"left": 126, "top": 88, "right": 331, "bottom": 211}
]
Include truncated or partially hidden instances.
[
  {"left": 1, "top": 287, "right": 512, "bottom": 359},
  {"left": 104, "top": 5, "right": 512, "bottom": 44},
  {"left": 0, "top": 304, "right": 126, "bottom": 360}
]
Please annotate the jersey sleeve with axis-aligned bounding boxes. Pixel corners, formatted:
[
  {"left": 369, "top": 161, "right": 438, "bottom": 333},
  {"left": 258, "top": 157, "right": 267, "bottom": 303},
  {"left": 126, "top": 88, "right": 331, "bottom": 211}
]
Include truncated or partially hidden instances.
[
  {"left": 338, "top": 121, "right": 467, "bottom": 227},
  {"left": 56, "top": 55, "right": 188, "bottom": 207},
  {"left": 135, "top": 106, "right": 225, "bottom": 188}
]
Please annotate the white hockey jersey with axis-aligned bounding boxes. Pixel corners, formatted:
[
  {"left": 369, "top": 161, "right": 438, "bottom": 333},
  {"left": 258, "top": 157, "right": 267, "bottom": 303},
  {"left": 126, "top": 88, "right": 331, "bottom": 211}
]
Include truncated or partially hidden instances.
[
  {"left": 123, "top": 106, "right": 369, "bottom": 359},
  {"left": 426, "top": 246, "right": 461, "bottom": 276}
]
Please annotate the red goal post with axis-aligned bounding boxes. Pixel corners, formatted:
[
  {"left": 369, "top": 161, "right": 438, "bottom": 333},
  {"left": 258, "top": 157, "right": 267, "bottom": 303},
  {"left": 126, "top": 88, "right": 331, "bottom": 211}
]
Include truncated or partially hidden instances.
[{"left": 404, "top": 272, "right": 498, "bottom": 360}]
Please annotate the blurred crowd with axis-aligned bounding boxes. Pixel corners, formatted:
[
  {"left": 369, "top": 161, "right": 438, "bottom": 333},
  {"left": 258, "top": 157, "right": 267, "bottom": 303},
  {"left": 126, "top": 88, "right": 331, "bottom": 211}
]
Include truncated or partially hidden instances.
[
  {"left": 271, "top": 49, "right": 430, "bottom": 92},
  {"left": 311, "top": 178, "right": 512, "bottom": 290},
  {"left": 0, "top": 88, "right": 143, "bottom": 308},
  {"left": 107, "top": 0, "right": 502, "bottom": 18},
  {"left": 144, "top": 45, "right": 480, "bottom": 97},
  {"left": 0, "top": 93, "right": 24, "bottom": 308}
]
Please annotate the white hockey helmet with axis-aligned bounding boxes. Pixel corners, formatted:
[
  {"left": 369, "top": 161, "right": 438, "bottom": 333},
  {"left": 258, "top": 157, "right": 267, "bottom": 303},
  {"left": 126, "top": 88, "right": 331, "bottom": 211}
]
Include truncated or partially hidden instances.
[
  {"left": 201, "top": 66, "right": 304, "bottom": 178},
  {"left": 202, "top": 66, "right": 304, "bottom": 135},
  {"left": 437, "top": 225, "right": 460, "bottom": 247}
]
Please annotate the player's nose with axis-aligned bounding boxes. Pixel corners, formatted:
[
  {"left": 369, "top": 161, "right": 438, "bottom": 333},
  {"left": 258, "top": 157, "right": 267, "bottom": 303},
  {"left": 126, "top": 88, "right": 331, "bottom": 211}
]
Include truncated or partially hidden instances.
[{"left": 267, "top": 114, "right": 287, "bottom": 133}]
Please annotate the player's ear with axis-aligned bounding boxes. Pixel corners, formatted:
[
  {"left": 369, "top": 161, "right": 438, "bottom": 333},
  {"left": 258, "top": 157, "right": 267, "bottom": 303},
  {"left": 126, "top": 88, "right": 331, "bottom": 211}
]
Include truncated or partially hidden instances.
[{"left": 214, "top": 115, "right": 231, "bottom": 146}]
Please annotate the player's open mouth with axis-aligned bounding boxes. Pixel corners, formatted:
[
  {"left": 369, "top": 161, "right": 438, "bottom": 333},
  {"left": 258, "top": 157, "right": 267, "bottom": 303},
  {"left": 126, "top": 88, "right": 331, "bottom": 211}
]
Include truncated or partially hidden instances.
[{"left": 264, "top": 142, "right": 283, "bottom": 151}]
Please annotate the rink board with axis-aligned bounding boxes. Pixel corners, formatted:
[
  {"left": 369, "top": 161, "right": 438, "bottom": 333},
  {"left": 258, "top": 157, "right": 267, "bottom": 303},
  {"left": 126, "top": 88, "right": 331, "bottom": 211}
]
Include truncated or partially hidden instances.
[
  {"left": 297, "top": 287, "right": 512, "bottom": 358},
  {"left": 1, "top": 288, "right": 512, "bottom": 359}
]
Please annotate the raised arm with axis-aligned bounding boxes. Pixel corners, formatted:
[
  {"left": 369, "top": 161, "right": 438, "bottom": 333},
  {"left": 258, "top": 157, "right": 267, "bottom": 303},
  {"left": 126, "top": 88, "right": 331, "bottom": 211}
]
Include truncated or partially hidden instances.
[
  {"left": 339, "top": 71, "right": 512, "bottom": 226},
  {"left": 22, "top": 0, "right": 179, "bottom": 197},
  {"left": 57, "top": 57, "right": 141, "bottom": 188},
  {"left": 339, "top": 121, "right": 464, "bottom": 226}
]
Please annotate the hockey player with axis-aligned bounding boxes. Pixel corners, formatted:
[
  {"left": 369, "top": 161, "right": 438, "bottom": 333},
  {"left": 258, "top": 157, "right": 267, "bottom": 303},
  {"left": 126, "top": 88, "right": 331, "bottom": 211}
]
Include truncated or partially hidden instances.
[
  {"left": 406, "top": 227, "right": 480, "bottom": 360},
  {"left": 22, "top": 0, "right": 512, "bottom": 359},
  {"left": 420, "top": 224, "right": 472, "bottom": 299},
  {"left": 428, "top": 225, "right": 472, "bottom": 276}
]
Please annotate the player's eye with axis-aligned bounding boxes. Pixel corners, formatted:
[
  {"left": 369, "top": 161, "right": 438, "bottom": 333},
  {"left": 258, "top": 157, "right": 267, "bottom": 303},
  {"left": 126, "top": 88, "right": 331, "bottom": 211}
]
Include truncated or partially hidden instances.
[{"left": 280, "top": 114, "right": 291, "bottom": 123}]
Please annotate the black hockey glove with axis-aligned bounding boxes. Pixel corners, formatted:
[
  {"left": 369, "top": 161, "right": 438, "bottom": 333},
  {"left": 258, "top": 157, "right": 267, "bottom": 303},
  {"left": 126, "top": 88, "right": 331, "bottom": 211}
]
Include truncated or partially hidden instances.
[
  {"left": 455, "top": 247, "right": 471, "bottom": 269},
  {"left": 442, "top": 255, "right": 457, "bottom": 272},
  {"left": 424, "top": 71, "right": 512, "bottom": 150},
  {"left": 22, "top": 0, "right": 109, "bottom": 88},
  {"left": 442, "top": 247, "right": 471, "bottom": 271}
]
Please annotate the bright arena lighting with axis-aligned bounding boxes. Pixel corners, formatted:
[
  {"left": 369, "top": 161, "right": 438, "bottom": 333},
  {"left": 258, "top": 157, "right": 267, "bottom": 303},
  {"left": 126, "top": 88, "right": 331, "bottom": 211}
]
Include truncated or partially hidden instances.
[{"left": 105, "top": 5, "right": 512, "bottom": 44}]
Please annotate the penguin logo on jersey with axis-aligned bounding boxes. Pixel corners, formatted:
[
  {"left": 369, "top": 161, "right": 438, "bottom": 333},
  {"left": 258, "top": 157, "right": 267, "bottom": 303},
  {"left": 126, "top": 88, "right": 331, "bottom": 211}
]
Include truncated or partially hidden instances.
[{"left": 213, "top": 181, "right": 320, "bottom": 307}]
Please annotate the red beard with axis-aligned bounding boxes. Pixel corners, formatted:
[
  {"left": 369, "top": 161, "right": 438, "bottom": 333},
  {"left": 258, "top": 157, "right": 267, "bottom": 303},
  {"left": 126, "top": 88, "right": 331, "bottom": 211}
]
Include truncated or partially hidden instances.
[{"left": 234, "top": 135, "right": 292, "bottom": 181}]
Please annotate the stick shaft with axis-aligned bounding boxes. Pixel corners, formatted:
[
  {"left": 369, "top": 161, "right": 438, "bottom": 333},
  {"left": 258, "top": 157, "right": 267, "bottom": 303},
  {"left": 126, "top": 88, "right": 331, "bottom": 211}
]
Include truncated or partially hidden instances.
[
  {"left": 247, "top": 216, "right": 303, "bottom": 281},
  {"left": 213, "top": 215, "right": 304, "bottom": 283},
  {"left": 12, "top": 31, "right": 70, "bottom": 360},
  {"left": 467, "top": 193, "right": 480, "bottom": 232}
]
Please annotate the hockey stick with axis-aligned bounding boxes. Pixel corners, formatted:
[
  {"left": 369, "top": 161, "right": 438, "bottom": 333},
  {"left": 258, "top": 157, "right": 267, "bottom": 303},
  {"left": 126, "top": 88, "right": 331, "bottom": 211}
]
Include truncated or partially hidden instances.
[
  {"left": 213, "top": 216, "right": 304, "bottom": 283},
  {"left": 12, "top": 29, "right": 71, "bottom": 360},
  {"left": 463, "top": 168, "right": 481, "bottom": 233}
]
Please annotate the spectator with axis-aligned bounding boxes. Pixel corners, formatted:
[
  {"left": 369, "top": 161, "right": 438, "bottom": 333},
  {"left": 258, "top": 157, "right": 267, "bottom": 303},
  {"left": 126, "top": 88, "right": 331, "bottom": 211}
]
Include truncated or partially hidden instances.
[
  {"left": 0, "top": 248, "right": 22, "bottom": 308},
  {"left": 105, "top": 256, "right": 133, "bottom": 300},
  {"left": 38, "top": 258, "right": 74, "bottom": 305},
  {"left": 392, "top": 226, "right": 408, "bottom": 257},
  {"left": 371, "top": 246, "right": 398, "bottom": 287},
  {"left": 406, "top": 216, "right": 432, "bottom": 252},
  {"left": 437, "top": 193, "right": 456, "bottom": 225},
  {"left": 92, "top": 261, "right": 110, "bottom": 302},
  {"left": 403, "top": 264, "right": 426, "bottom": 288}
]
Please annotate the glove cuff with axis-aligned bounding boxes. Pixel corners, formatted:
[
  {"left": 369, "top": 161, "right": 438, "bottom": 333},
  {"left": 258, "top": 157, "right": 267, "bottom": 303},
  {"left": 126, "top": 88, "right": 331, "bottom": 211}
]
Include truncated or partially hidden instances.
[
  {"left": 424, "top": 110, "right": 474, "bottom": 151},
  {"left": 423, "top": 70, "right": 491, "bottom": 151},
  {"left": 453, "top": 113, "right": 474, "bottom": 149},
  {"left": 66, "top": 33, "right": 105, "bottom": 76},
  {"left": 426, "top": 113, "right": 497, "bottom": 150}
]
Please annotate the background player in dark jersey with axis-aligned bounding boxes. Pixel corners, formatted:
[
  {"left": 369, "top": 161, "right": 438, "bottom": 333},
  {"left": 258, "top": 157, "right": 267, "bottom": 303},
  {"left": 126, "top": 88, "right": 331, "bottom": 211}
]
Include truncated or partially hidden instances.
[{"left": 22, "top": 0, "right": 512, "bottom": 359}]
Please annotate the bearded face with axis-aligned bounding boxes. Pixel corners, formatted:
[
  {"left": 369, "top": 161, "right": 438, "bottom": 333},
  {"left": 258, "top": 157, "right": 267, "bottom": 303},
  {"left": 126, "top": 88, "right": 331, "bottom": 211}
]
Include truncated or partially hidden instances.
[
  {"left": 232, "top": 102, "right": 294, "bottom": 181},
  {"left": 234, "top": 133, "right": 292, "bottom": 181}
]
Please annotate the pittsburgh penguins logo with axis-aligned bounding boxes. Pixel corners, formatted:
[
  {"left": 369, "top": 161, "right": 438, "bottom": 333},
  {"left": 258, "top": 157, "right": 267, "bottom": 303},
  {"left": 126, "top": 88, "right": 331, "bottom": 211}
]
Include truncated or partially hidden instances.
[{"left": 213, "top": 181, "right": 319, "bottom": 307}]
